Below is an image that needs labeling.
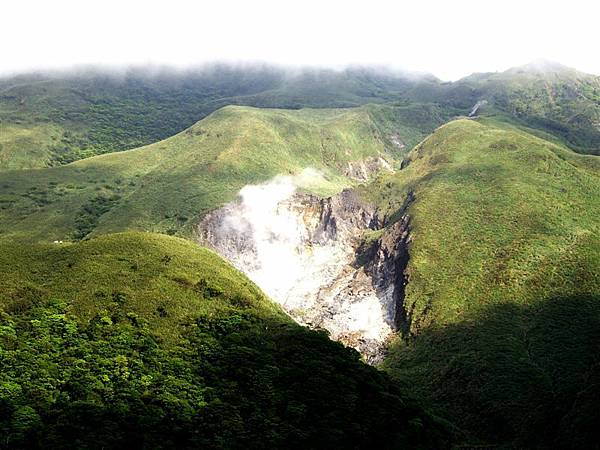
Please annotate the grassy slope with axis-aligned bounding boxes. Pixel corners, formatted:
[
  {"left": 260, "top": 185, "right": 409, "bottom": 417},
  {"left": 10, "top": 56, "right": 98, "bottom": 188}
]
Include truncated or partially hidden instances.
[
  {"left": 0, "top": 232, "right": 283, "bottom": 342},
  {"left": 364, "top": 103, "right": 455, "bottom": 158},
  {"left": 1, "top": 105, "right": 423, "bottom": 242},
  {"left": 361, "top": 118, "right": 600, "bottom": 446},
  {"left": 2, "top": 62, "right": 599, "bottom": 169},
  {"left": 431, "top": 63, "right": 600, "bottom": 155},
  {"left": 0, "top": 68, "right": 280, "bottom": 169},
  {"left": 0, "top": 232, "right": 452, "bottom": 449},
  {"left": 0, "top": 67, "right": 439, "bottom": 169},
  {"left": 0, "top": 123, "right": 68, "bottom": 170}
]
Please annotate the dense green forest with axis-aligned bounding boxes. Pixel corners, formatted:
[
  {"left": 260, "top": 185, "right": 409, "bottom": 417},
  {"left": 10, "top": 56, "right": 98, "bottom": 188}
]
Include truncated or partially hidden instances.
[{"left": 0, "top": 233, "right": 452, "bottom": 449}]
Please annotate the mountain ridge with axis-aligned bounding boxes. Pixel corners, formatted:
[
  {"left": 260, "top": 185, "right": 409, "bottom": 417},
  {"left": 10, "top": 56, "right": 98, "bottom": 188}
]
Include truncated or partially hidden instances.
[
  {"left": 4, "top": 59, "right": 599, "bottom": 171},
  {"left": 1, "top": 104, "right": 444, "bottom": 242},
  {"left": 1, "top": 60, "right": 600, "bottom": 449}
]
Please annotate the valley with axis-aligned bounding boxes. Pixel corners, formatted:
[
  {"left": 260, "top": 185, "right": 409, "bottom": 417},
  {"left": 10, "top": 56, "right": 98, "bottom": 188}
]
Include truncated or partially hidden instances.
[
  {"left": 198, "top": 180, "right": 403, "bottom": 362},
  {"left": 1, "top": 62, "right": 600, "bottom": 449}
]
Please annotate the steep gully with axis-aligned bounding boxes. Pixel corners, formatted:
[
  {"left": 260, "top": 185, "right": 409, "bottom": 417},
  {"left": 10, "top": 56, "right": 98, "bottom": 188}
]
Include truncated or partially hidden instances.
[{"left": 196, "top": 167, "right": 413, "bottom": 363}]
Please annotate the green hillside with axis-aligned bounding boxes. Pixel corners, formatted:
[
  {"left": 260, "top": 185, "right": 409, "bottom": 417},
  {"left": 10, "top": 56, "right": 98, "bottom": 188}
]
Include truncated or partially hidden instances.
[
  {"left": 0, "top": 105, "right": 394, "bottom": 241},
  {"left": 426, "top": 62, "right": 600, "bottom": 154},
  {"left": 0, "top": 66, "right": 283, "bottom": 168},
  {"left": 2, "top": 64, "right": 600, "bottom": 448},
  {"left": 0, "top": 232, "right": 452, "bottom": 449},
  {"left": 0, "top": 122, "right": 68, "bottom": 170},
  {"left": 0, "top": 66, "right": 439, "bottom": 169},
  {"left": 360, "top": 118, "right": 600, "bottom": 447},
  {"left": 3, "top": 61, "right": 598, "bottom": 170}
]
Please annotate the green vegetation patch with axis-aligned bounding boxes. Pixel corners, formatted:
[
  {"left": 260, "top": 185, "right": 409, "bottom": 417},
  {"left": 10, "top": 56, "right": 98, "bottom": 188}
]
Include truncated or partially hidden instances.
[
  {"left": 0, "top": 67, "right": 441, "bottom": 168},
  {"left": 0, "top": 105, "right": 402, "bottom": 242},
  {"left": 361, "top": 118, "right": 600, "bottom": 447},
  {"left": 0, "top": 232, "right": 452, "bottom": 449}
]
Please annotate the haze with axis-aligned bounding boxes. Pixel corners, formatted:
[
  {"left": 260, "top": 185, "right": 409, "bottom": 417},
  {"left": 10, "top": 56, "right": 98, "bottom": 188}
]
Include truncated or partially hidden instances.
[{"left": 2, "top": 0, "right": 599, "bottom": 80}]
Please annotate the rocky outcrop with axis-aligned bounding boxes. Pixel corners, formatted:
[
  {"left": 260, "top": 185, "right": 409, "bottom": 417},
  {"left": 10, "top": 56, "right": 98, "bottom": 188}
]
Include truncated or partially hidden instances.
[
  {"left": 197, "top": 180, "right": 414, "bottom": 363},
  {"left": 361, "top": 210, "right": 412, "bottom": 336},
  {"left": 343, "top": 156, "right": 393, "bottom": 182},
  {"left": 390, "top": 133, "right": 406, "bottom": 150}
]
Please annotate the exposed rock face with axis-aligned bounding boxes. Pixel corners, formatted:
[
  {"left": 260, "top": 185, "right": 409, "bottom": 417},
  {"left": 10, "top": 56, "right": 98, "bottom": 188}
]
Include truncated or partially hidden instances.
[
  {"left": 390, "top": 133, "right": 406, "bottom": 150},
  {"left": 344, "top": 156, "right": 393, "bottom": 182},
  {"left": 361, "top": 210, "right": 412, "bottom": 338},
  {"left": 197, "top": 178, "right": 413, "bottom": 363},
  {"left": 469, "top": 99, "right": 488, "bottom": 117}
]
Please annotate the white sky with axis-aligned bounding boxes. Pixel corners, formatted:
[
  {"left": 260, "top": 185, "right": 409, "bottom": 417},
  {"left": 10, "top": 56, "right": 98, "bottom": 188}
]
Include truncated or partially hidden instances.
[{"left": 2, "top": 0, "right": 599, "bottom": 80}]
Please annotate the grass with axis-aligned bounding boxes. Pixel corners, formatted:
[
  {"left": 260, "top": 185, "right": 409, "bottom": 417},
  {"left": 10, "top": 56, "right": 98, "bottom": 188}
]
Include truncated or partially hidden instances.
[
  {"left": 0, "top": 232, "right": 453, "bottom": 449},
  {"left": 0, "top": 232, "right": 285, "bottom": 342},
  {"left": 365, "top": 103, "right": 456, "bottom": 158},
  {"left": 426, "top": 63, "right": 600, "bottom": 154},
  {"left": 375, "top": 118, "right": 599, "bottom": 326},
  {"left": 0, "top": 105, "right": 409, "bottom": 242},
  {"left": 0, "top": 66, "right": 441, "bottom": 168},
  {"left": 360, "top": 118, "right": 600, "bottom": 446},
  {"left": 0, "top": 122, "right": 66, "bottom": 170}
]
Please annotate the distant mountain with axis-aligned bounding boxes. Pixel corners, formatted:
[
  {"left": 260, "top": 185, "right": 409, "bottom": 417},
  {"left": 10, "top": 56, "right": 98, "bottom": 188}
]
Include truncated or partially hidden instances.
[
  {"left": 0, "top": 65, "right": 439, "bottom": 169},
  {"left": 3, "top": 60, "right": 598, "bottom": 170},
  {"left": 424, "top": 61, "right": 600, "bottom": 154}
]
